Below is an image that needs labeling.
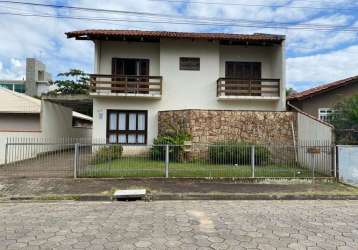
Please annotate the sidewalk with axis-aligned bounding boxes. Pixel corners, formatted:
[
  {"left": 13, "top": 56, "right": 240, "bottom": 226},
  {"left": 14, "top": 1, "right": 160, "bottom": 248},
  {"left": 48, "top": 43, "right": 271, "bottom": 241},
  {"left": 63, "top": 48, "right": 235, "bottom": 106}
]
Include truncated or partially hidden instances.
[{"left": 1, "top": 178, "right": 358, "bottom": 201}]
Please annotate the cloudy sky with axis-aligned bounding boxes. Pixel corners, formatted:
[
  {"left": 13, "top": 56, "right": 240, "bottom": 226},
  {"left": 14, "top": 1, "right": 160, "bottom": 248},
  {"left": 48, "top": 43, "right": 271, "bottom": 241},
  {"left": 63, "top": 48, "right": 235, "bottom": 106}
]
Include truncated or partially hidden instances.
[{"left": 0, "top": 0, "right": 357, "bottom": 91}]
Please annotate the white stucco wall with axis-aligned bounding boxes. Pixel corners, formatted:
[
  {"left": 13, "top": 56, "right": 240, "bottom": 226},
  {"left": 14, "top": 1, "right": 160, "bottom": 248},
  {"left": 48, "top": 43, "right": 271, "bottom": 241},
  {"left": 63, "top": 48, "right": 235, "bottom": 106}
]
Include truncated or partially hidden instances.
[
  {"left": 0, "top": 101, "right": 92, "bottom": 164},
  {"left": 296, "top": 112, "right": 334, "bottom": 175},
  {"left": 41, "top": 101, "right": 92, "bottom": 139},
  {"left": 296, "top": 112, "right": 333, "bottom": 143},
  {"left": 97, "top": 41, "right": 160, "bottom": 75},
  {"left": 0, "top": 131, "right": 42, "bottom": 164},
  {"left": 0, "top": 113, "right": 41, "bottom": 131},
  {"left": 93, "top": 39, "right": 286, "bottom": 144}
]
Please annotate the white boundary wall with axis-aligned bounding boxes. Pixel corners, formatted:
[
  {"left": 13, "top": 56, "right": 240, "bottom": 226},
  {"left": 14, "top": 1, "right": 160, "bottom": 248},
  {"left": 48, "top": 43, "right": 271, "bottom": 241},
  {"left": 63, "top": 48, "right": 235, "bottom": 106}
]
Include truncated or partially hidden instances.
[
  {"left": 0, "top": 101, "right": 92, "bottom": 164},
  {"left": 296, "top": 112, "right": 334, "bottom": 175}
]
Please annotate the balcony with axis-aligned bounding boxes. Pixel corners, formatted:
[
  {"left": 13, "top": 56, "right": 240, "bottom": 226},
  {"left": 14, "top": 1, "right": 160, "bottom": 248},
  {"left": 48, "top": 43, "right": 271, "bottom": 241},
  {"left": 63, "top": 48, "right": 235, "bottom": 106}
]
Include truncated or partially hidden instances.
[
  {"left": 89, "top": 74, "right": 162, "bottom": 99},
  {"left": 216, "top": 78, "right": 281, "bottom": 101}
]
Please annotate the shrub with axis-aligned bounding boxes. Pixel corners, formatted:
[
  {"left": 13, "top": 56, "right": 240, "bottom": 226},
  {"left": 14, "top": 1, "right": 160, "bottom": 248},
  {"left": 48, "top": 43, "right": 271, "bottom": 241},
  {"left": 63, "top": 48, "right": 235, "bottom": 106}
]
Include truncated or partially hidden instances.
[
  {"left": 208, "top": 141, "right": 270, "bottom": 165},
  {"left": 151, "top": 122, "right": 191, "bottom": 161},
  {"left": 91, "top": 145, "right": 123, "bottom": 164}
]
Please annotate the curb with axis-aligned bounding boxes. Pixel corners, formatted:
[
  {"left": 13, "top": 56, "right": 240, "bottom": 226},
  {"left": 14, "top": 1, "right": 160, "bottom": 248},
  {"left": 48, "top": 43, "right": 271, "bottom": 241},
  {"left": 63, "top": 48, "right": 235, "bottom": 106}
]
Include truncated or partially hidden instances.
[
  {"left": 3, "top": 193, "right": 358, "bottom": 202},
  {"left": 151, "top": 193, "right": 358, "bottom": 200}
]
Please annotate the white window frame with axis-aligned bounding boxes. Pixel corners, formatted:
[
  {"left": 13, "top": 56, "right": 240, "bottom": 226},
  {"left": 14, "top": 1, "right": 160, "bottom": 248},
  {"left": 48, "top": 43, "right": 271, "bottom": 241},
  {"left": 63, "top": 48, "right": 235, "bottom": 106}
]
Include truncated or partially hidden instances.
[{"left": 318, "top": 108, "right": 334, "bottom": 123}]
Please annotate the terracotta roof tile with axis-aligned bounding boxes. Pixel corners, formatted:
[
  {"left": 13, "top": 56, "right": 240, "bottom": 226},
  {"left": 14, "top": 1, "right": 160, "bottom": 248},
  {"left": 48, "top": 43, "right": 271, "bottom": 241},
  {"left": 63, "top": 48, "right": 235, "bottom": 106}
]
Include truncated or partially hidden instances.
[
  {"left": 66, "top": 29, "right": 285, "bottom": 43},
  {"left": 288, "top": 75, "right": 358, "bottom": 101}
]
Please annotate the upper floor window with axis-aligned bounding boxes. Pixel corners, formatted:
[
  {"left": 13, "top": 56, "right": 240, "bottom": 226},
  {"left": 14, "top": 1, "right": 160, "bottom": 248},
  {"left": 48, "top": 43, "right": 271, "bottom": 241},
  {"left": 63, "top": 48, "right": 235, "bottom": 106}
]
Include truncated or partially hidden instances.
[
  {"left": 318, "top": 108, "right": 334, "bottom": 123},
  {"left": 0, "top": 83, "right": 25, "bottom": 93},
  {"left": 180, "top": 57, "right": 200, "bottom": 71}
]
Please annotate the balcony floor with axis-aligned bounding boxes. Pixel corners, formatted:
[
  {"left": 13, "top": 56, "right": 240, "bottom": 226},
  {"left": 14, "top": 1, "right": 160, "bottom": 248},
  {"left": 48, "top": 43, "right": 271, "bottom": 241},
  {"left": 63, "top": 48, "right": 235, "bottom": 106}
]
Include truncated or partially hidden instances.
[
  {"left": 90, "top": 92, "right": 161, "bottom": 99},
  {"left": 217, "top": 95, "right": 280, "bottom": 101}
]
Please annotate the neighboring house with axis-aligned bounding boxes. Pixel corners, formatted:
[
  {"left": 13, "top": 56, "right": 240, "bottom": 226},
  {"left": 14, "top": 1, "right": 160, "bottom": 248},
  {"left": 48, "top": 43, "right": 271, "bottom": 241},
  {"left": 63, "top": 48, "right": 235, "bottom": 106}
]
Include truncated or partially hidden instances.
[
  {"left": 0, "top": 58, "right": 52, "bottom": 96},
  {"left": 0, "top": 87, "right": 92, "bottom": 164},
  {"left": 288, "top": 75, "right": 358, "bottom": 123},
  {"left": 67, "top": 29, "right": 286, "bottom": 145}
]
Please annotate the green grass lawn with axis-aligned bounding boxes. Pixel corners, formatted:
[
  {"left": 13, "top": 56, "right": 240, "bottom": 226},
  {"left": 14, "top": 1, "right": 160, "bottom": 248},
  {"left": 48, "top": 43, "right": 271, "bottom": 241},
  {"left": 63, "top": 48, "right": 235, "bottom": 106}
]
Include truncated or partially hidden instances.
[{"left": 79, "top": 157, "right": 320, "bottom": 178}]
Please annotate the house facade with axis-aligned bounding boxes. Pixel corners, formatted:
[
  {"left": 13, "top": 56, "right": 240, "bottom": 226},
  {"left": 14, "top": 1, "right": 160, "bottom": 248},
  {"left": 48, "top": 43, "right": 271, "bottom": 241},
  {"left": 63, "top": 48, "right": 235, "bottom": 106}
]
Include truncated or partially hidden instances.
[
  {"left": 288, "top": 75, "right": 358, "bottom": 123},
  {"left": 67, "top": 30, "right": 286, "bottom": 145}
]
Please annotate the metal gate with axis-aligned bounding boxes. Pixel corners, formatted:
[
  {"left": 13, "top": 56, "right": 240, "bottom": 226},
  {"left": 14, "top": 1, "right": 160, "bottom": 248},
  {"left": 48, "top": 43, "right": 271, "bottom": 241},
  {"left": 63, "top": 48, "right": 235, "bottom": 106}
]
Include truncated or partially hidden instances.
[
  {"left": 0, "top": 138, "right": 80, "bottom": 178},
  {"left": 338, "top": 145, "right": 358, "bottom": 186}
]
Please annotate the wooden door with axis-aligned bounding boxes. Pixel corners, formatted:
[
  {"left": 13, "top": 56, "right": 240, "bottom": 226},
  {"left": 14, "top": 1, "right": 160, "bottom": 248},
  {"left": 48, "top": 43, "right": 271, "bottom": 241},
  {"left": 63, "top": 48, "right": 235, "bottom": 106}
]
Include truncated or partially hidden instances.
[
  {"left": 225, "top": 62, "right": 261, "bottom": 96},
  {"left": 112, "top": 58, "right": 125, "bottom": 93},
  {"left": 112, "top": 58, "right": 150, "bottom": 94},
  {"left": 138, "top": 59, "right": 149, "bottom": 94}
]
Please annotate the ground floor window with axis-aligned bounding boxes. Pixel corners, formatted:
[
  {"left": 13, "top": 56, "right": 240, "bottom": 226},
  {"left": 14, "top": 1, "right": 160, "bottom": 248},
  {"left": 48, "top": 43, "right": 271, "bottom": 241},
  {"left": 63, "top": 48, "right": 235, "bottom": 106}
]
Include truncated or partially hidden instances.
[
  {"left": 107, "top": 110, "right": 147, "bottom": 144},
  {"left": 318, "top": 108, "right": 334, "bottom": 123}
]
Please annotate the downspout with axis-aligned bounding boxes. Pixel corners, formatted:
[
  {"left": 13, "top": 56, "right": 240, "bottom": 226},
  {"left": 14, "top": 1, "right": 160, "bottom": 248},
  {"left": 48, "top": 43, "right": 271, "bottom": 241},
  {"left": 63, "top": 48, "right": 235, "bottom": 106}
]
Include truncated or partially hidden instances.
[
  {"left": 291, "top": 120, "right": 298, "bottom": 163},
  {"left": 288, "top": 101, "right": 299, "bottom": 163}
]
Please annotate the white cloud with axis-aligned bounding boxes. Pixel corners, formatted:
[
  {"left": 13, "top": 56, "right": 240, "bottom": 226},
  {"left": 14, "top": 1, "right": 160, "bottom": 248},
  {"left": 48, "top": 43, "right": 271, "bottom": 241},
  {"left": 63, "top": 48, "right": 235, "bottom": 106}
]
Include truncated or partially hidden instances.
[
  {"left": 0, "top": 0, "right": 356, "bottom": 91},
  {"left": 287, "top": 45, "right": 358, "bottom": 90},
  {"left": 286, "top": 14, "right": 357, "bottom": 54},
  {"left": 10, "top": 58, "right": 22, "bottom": 68},
  {"left": 0, "top": 57, "right": 25, "bottom": 80}
]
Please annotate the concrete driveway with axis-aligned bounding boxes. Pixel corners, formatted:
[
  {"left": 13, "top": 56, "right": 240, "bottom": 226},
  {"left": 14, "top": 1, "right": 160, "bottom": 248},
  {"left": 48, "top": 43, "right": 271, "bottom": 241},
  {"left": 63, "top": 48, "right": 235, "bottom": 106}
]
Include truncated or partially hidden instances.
[
  {"left": 0, "top": 151, "right": 75, "bottom": 178},
  {"left": 0, "top": 200, "right": 357, "bottom": 249}
]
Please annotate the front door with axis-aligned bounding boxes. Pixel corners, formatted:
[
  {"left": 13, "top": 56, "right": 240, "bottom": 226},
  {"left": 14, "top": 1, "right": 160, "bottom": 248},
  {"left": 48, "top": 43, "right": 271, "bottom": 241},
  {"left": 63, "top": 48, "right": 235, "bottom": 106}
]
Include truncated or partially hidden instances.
[
  {"left": 225, "top": 62, "right": 261, "bottom": 96},
  {"left": 112, "top": 58, "right": 149, "bottom": 93}
]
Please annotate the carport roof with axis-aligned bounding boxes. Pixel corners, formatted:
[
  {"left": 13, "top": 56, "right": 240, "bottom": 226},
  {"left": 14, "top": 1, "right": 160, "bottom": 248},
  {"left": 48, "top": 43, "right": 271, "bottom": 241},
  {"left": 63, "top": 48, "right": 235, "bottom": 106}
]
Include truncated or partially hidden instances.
[
  {"left": 0, "top": 87, "right": 92, "bottom": 121},
  {"left": 0, "top": 87, "right": 41, "bottom": 113}
]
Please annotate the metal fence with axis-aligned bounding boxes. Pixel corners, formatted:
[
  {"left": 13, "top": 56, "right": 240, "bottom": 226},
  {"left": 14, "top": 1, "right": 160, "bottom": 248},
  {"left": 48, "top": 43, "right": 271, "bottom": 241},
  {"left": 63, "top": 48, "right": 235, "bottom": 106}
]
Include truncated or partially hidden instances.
[
  {"left": 0, "top": 138, "right": 335, "bottom": 179},
  {"left": 0, "top": 138, "right": 91, "bottom": 178}
]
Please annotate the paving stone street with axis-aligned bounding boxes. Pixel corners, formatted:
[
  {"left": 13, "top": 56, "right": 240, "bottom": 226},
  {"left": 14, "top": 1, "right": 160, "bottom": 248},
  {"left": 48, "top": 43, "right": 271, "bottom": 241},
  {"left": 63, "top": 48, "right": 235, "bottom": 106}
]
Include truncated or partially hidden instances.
[{"left": 0, "top": 200, "right": 358, "bottom": 250}]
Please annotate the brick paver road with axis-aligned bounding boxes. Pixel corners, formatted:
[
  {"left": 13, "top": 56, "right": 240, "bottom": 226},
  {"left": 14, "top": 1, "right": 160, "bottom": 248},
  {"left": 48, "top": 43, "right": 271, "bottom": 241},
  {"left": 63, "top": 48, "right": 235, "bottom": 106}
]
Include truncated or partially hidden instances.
[{"left": 0, "top": 201, "right": 358, "bottom": 250}]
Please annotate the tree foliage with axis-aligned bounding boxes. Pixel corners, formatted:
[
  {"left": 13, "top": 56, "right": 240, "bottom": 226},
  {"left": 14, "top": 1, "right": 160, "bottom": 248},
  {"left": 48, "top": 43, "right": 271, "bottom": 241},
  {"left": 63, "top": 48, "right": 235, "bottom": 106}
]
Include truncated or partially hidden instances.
[
  {"left": 48, "top": 69, "right": 89, "bottom": 95},
  {"left": 331, "top": 95, "right": 358, "bottom": 144},
  {"left": 286, "top": 87, "right": 297, "bottom": 97}
]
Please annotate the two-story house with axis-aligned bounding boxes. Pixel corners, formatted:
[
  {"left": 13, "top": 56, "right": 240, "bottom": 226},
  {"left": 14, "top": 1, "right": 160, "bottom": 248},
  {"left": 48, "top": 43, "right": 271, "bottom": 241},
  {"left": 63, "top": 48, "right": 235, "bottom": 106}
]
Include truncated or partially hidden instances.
[{"left": 66, "top": 30, "right": 286, "bottom": 145}]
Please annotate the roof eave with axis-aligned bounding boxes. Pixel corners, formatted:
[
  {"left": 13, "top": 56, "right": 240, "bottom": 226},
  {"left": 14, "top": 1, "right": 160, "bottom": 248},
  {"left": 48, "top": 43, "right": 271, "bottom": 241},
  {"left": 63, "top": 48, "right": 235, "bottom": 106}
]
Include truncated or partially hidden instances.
[
  {"left": 65, "top": 31, "right": 285, "bottom": 43},
  {"left": 289, "top": 79, "right": 358, "bottom": 101}
]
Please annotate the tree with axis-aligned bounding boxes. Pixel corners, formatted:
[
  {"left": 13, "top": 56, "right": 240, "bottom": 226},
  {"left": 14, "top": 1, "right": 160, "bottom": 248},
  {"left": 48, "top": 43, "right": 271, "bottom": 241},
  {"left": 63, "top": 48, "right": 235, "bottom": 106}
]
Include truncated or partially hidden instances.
[
  {"left": 48, "top": 69, "right": 89, "bottom": 95},
  {"left": 331, "top": 95, "right": 358, "bottom": 144},
  {"left": 286, "top": 87, "right": 297, "bottom": 97}
]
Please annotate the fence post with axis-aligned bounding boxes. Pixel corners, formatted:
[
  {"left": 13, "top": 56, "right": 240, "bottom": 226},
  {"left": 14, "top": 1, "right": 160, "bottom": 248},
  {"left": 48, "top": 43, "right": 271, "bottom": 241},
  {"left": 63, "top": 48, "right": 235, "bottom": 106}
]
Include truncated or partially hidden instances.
[
  {"left": 311, "top": 154, "right": 315, "bottom": 181},
  {"left": 335, "top": 145, "right": 339, "bottom": 180},
  {"left": 165, "top": 144, "right": 169, "bottom": 178},
  {"left": 251, "top": 145, "right": 255, "bottom": 178},
  {"left": 74, "top": 143, "right": 79, "bottom": 179},
  {"left": 333, "top": 145, "right": 337, "bottom": 179},
  {"left": 4, "top": 142, "right": 8, "bottom": 165}
]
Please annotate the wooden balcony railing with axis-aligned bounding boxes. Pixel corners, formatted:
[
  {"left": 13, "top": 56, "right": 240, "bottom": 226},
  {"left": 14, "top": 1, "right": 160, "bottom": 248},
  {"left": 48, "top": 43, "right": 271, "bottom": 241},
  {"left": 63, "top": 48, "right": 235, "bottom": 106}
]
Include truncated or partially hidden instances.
[
  {"left": 217, "top": 78, "right": 280, "bottom": 98},
  {"left": 90, "top": 74, "right": 162, "bottom": 97}
]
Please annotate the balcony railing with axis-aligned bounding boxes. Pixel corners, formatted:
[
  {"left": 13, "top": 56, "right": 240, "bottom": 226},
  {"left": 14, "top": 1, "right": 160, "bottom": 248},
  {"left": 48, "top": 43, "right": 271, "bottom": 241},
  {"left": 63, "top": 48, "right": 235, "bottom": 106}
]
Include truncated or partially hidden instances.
[
  {"left": 90, "top": 74, "right": 162, "bottom": 98},
  {"left": 217, "top": 78, "right": 280, "bottom": 99}
]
